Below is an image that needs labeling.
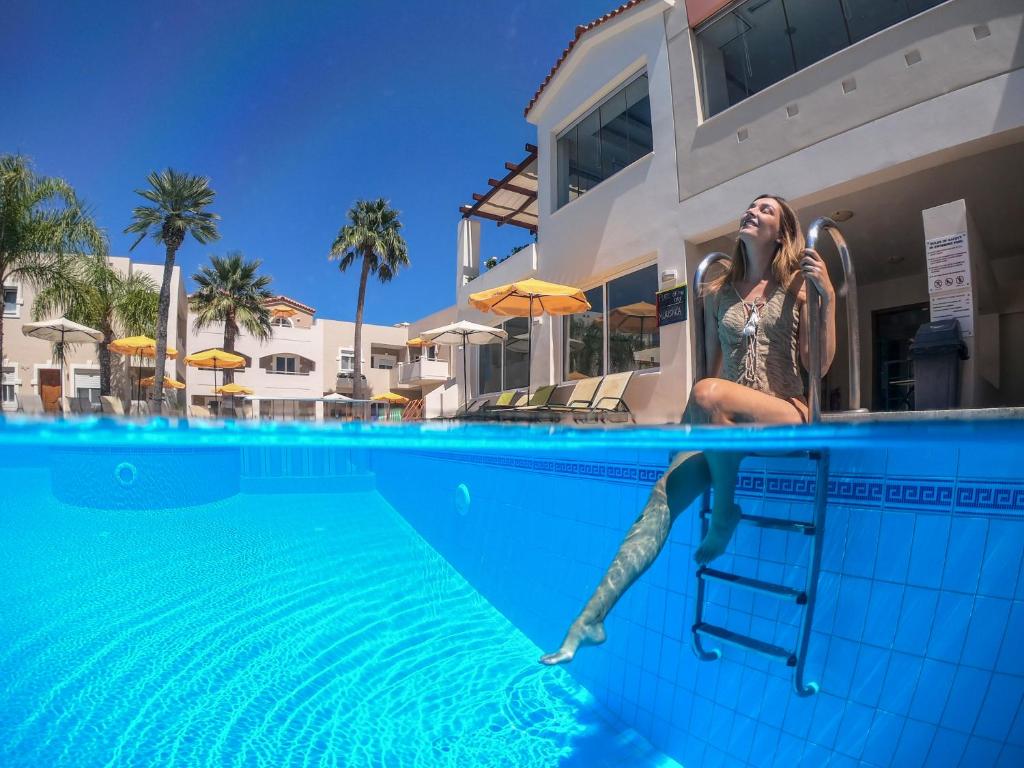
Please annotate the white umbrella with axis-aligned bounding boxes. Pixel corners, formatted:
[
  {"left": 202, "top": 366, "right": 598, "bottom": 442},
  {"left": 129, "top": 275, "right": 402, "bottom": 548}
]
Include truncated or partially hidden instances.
[
  {"left": 322, "top": 392, "right": 354, "bottom": 401},
  {"left": 421, "top": 321, "right": 508, "bottom": 411},
  {"left": 22, "top": 317, "right": 103, "bottom": 406}
]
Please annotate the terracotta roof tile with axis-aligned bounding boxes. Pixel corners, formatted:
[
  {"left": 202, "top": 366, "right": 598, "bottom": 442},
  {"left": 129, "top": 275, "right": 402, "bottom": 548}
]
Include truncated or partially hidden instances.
[
  {"left": 524, "top": 0, "right": 648, "bottom": 117},
  {"left": 265, "top": 295, "right": 316, "bottom": 314}
]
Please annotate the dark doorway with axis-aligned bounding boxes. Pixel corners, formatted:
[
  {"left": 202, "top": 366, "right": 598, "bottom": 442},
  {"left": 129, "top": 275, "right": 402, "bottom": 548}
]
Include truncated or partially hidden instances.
[{"left": 873, "top": 303, "right": 930, "bottom": 411}]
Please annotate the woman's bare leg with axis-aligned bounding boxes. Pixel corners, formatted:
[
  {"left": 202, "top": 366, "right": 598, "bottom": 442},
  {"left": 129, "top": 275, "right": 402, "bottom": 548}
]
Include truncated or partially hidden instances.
[
  {"left": 539, "top": 450, "right": 711, "bottom": 665},
  {"left": 691, "top": 378, "right": 806, "bottom": 564}
]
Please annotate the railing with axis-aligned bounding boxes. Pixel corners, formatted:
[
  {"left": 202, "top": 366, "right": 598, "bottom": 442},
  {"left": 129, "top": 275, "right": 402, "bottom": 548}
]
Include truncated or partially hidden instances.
[{"left": 392, "top": 359, "right": 449, "bottom": 388}]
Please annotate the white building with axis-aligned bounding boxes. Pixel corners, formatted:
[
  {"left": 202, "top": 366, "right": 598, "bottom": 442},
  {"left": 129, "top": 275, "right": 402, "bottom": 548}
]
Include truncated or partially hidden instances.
[{"left": 447, "top": 0, "right": 1023, "bottom": 421}]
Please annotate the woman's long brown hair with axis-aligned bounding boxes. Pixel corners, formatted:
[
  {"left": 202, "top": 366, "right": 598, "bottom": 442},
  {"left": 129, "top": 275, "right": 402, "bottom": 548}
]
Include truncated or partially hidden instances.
[{"left": 703, "top": 194, "right": 805, "bottom": 296}]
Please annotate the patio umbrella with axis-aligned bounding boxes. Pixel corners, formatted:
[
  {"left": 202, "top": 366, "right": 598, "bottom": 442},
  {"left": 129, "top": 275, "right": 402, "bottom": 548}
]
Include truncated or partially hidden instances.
[
  {"left": 215, "top": 383, "right": 254, "bottom": 395},
  {"left": 420, "top": 320, "right": 508, "bottom": 411},
  {"left": 609, "top": 301, "right": 657, "bottom": 336},
  {"left": 372, "top": 392, "right": 409, "bottom": 404},
  {"left": 140, "top": 375, "right": 186, "bottom": 390},
  {"left": 109, "top": 335, "right": 180, "bottom": 410},
  {"left": 184, "top": 348, "right": 246, "bottom": 413},
  {"left": 469, "top": 278, "right": 590, "bottom": 396},
  {"left": 22, "top": 317, "right": 103, "bottom": 405}
]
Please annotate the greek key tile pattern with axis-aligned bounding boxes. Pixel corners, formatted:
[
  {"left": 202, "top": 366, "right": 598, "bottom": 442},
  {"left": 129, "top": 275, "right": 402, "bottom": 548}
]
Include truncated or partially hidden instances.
[{"left": 411, "top": 451, "right": 1024, "bottom": 518}]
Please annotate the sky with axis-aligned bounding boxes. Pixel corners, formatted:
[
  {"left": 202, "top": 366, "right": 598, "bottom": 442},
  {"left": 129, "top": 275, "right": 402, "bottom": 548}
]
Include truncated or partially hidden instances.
[{"left": 1, "top": 0, "right": 619, "bottom": 325}]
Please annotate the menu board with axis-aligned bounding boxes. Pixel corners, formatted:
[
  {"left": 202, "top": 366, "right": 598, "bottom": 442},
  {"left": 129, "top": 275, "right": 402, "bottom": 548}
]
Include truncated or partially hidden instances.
[{"left": 656, "top": 284, "right": 687, "bottom": 327}]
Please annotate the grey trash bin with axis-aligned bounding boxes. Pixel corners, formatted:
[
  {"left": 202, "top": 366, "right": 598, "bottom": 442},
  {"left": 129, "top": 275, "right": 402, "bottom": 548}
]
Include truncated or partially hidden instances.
[{"left": 909, "top": 319, "right": 969, "bottom": 410}]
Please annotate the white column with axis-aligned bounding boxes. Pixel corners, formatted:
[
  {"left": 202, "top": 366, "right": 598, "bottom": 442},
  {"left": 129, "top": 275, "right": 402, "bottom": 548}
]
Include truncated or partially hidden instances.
[{"left": 456, "top": 218, "right": 480, "bottom": 293}]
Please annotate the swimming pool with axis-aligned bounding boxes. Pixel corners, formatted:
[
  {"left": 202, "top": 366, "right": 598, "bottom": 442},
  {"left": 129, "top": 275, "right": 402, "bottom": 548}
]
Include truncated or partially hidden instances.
[{"left": 1, "top": 417, "right": 1022, "bottom": 767}]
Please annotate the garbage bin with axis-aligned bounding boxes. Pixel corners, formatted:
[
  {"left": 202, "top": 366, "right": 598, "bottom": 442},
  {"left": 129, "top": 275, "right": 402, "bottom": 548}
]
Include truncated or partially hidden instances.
[{"left": 909, "top": 319, "right": 969, "bottom": 410}]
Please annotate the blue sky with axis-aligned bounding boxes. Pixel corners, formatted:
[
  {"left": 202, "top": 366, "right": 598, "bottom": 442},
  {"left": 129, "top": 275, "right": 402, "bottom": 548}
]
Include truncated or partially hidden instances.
[{"left": 1, "top": 0, "right": 618, "bottom": 325}]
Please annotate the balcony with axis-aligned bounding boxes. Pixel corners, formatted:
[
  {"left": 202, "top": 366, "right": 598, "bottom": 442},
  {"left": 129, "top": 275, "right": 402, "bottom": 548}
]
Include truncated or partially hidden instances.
[{"left": 391, "top": 359, "right": 449, "bottom": 388}]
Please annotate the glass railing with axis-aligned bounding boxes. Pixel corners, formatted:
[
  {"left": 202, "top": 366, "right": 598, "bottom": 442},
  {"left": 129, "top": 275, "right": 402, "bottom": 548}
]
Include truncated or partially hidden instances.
[{"left": 696, "top": 0, "right": 946, "bottom": 117}]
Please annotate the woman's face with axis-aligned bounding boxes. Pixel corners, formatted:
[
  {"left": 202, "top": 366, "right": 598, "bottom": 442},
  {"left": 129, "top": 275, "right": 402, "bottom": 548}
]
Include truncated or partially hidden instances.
[{"left": 739, "top": 197, "right": 783, "bottom": 250}]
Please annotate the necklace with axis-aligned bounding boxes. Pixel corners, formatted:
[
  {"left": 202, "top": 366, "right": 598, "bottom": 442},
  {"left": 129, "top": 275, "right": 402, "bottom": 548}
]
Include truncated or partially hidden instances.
[{"left": 734, "top": 283, "right": 772, "bottom": 338}]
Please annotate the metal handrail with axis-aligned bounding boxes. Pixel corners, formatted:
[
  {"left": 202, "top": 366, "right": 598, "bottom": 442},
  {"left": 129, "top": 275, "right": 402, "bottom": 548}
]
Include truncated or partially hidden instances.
[
  {"left": 806, "top": 217, "right": 861, "bottom": 417},
  {"left": 691, "top": 251, "right": 733, "bottom": 384}
]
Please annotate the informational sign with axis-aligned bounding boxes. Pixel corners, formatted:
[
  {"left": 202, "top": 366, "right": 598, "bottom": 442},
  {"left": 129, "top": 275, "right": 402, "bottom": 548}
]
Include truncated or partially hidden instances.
[
  {"left": 930, "top": 291, "right": 974, "bottom": 337},
  {"left": 926, "top": 232, "right": 971, "bottom": 294},
  {"left": 656, "top": 284, "right": 687, "bottom": 327}
]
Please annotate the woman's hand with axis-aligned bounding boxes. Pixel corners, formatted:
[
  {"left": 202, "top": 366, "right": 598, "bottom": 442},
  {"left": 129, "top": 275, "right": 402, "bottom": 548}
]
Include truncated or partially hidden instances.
[{"left": 800, "top": 248, "right": 835, "bottom": 305}]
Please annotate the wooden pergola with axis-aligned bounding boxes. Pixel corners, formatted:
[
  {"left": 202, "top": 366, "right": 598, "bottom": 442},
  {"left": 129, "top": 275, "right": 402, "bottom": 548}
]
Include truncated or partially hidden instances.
[{"left": 459, "top": 143, "right": 538, "bottom": 233}]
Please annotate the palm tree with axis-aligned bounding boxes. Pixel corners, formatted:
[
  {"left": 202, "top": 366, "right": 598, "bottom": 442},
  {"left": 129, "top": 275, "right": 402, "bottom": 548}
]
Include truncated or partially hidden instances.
[
  {"left": 328, "top": 198, "right": 409, "bottom": 400},
  {"left": 0, "top": 154, "right": 106, "bottom": 378},
  {"left": 190, "top": 252, "right": 273, "bottom": 385},
  {"left": 125, "top": 169, "right": 219, "bottom": 414},
  {"left": 32, "top": 255, "right": 158, "bottom": 396}
]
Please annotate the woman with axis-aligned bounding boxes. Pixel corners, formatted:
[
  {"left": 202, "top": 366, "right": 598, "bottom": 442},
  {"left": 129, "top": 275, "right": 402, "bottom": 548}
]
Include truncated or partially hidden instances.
[{"left": 540, "top": 195, "right": 837, "bottom": 666}]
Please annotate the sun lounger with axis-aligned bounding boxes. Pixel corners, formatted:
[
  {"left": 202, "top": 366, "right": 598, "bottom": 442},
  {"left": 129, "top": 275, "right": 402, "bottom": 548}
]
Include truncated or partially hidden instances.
[
  {"left": 130, "top": 400, "right": 150, "bottom": 416},
  {"left": 496, "top": 385, "right": 558, "bottom": 420},
  {"left": 573, "top": 371, "right": 634, "bottom": 422},
  {"left": 100, "top": 395, "right": 125, "bottom": 416},
  {"left": 188, "top": 404, "right": 212, "bottom": 419},
  {"left": 540, "top": 376, "right": 604, "bottom": 414},
  {"left": 17, "top": 394, "right": 44, "bottom": 415},
  {"left": 463, "top": 390, "right": 521, "bottom": 420}
]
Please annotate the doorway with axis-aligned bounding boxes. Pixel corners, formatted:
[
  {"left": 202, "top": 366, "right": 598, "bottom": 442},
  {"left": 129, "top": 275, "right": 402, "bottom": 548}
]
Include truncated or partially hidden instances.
[
  {"left": 39, "top": 368, "right": 61, "bottom": 413},
  {"left": 872, "top": 303, "right": 929, "bottom": 411}
]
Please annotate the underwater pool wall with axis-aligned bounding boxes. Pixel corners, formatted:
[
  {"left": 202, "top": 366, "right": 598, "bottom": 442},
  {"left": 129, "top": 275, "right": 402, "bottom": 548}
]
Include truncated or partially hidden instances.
[{"left": 374, "top": 443, "right": 1024, "bottom": 768}]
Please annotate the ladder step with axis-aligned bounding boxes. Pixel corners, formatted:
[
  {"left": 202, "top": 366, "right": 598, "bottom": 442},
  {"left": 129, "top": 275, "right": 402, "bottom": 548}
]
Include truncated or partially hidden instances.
[
  {"left": 693, "top": 622, "right": 796, "bottom": 666},
  {"left": 699, "top": 568, "right": 807, "bottom": 603},
  {"left": 700, "top": 509, "right": 815, "bottom": 535}
]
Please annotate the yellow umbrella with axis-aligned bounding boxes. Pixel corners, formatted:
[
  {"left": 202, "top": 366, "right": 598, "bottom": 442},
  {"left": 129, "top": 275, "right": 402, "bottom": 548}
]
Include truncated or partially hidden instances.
[
  {"left": 140, "top": 375, "right": 186, "bottom": 390},
  {"left": 372, "top": 392, "right": 409, "bottom": 404},
  {"left": 469, "top": 278, "right": 590, "bottom": 395},
  {"left": 216, "top": 383, "right": 254, "bottom": 395},
  {"left": 406, "top": 337, "right": 426, "bottom": 347},
  {"left": 609, "top": 301, "right": 657, "bottom": 334},
  {"left": 109, "top": 335, "right": 180, "bottom": 405},
  {"left": 109, "top": 335, "right": 178, "bottom": 359},
  {"left": 185, "top": 349, "right": 247, "bottom": 413}
]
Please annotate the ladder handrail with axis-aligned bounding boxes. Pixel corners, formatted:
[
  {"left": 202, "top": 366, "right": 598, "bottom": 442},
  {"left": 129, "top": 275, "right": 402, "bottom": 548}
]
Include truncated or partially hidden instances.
[
  {"left": 806, "top": 217, "right": 861, "bottom": 414},
  {"left": 691, "top": 251, "right": 733, "bottom": 384}
]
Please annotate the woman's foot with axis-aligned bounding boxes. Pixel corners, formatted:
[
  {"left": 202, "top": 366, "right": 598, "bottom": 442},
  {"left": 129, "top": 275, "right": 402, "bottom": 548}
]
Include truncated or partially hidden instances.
[
  {"left": 694, "top": 502, "right": 742, "bottom": 565},
  {"left": 539, "top": 618, "right": 606, "bottom": 665}
]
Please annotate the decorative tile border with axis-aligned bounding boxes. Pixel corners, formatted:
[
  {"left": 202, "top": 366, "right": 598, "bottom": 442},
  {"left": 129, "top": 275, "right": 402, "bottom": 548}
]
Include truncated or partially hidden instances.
[{"left": 407, "top": 450, "right": 1024, "bottom": 519}]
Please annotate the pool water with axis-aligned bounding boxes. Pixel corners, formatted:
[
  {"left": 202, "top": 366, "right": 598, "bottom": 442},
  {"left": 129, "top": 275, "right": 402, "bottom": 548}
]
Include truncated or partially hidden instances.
[{"left": 0, "top": 474, "right": 675, "bottom": 767}]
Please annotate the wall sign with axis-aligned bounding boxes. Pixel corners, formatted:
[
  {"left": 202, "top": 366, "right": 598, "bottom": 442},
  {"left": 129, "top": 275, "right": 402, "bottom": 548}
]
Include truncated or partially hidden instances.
[
  {"left": 656, "top": 284, "right": 687, "bottom": 327},
  {"left": 926, "top": 232, "right": 971, "bottom": 293}
]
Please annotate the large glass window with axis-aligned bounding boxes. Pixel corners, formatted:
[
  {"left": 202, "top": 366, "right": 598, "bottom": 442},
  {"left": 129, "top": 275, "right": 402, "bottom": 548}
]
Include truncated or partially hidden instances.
[
  {"left": 74, "top": 369, "right": 101, "bottom": 409},
  {"left": 565, "top": 286, "right": 605, "bottom": 380},
  {"left": 339, "top": 348, "right": 354, "bottom": 373},
  {"left": 556, "top": 72, "right": 652, "bottom": 208},
  {"left": 273, "top": 355, "right": 296, "bottom": 374},
  {"left": 503, "top": 317, "right": 530, "bottom": 390},
  {"left": 608, "top": 265, "right": 660, "bottom": 373},
  {"left": 563, "top": 264, "right": 659, "bottom": 380},
  {"left": 697, "top": 0, "right": 946, "bottom": 117},
  {"left": 475, "top": 318, "right": 531, "bottom": 394}
]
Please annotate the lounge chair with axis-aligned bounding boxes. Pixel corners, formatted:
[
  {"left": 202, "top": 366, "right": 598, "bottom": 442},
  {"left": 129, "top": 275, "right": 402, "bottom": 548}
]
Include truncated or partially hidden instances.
[
  {"left": 100, "top": 395, "right": 125, "bottom": 416},
  {"left": 129, "top": 400, "right": 150, "bottom": 416},
  {"left": 465, "top": 389, "right": 523, "bottom": 420},
  {"left": 18, "top": 394, "right": 44, "bottom": 415},
  {"left": 496, "top": 385, "right": 558, "bottom": 421},
  {"left": 188, "top": 404, "right": 212, "bottom": 419},
  {"left": 573, "top": 371, "right": 634, "bottom": 423},
  {"left": 540, "top": 376, "right": 604, "bottom": 415}
]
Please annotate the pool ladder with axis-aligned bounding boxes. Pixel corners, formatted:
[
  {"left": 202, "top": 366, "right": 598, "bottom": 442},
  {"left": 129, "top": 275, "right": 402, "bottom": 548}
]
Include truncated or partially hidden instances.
[{"left": 687, "top": 220, "right": 858, "bottom": 696}]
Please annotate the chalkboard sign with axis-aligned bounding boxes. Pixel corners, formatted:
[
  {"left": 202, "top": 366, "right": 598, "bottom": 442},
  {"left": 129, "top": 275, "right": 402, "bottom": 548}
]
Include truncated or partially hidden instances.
[{"left": 657, "top": 284, "right": 687, "bottom": 327}]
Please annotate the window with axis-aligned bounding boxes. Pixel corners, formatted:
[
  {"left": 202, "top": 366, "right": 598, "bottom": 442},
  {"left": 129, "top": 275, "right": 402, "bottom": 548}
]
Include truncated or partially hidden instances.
[
  {"left": 556, "top": 72, "right": 652, "bottom": 208},
  {"left": 273, "top": 355, "right": 297, "bottom": 374},
  {"left": 371, "top": 353, "right": 397, "bottom": 370},
  {"left": 1, "top": 365, "right": 16, "bottom": 406},
  {"left": 565, "top": 286, "right": 605, "bottom": 380},
  {"left": 339, "top": 348, "right": 355, "bottom": 373},
  {"left": 475, "top": 319, "right": 529, "bottom": 394},
  {"left": 271, "top": 317, "right": 293, "bottom": 328},
  {"left": 696, "top": 0, "right": 946, "bottom": 118},
  {"left": 564, "top": 264, "right": 659, "bottom": 380},
  {"left": 74, "top": 369, "right": 101, "bottom": 409},
  {"left": 3, "top": 286, "right": 17, "bottom": 317}
]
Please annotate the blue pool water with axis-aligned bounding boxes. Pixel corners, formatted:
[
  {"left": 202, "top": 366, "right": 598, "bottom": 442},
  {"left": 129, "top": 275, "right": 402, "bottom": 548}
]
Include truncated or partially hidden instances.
[{"left": 1, "top": 417, "right": 1023, "bottom": 767}]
